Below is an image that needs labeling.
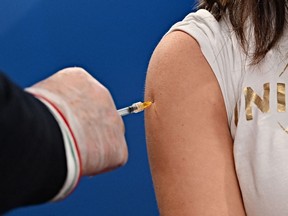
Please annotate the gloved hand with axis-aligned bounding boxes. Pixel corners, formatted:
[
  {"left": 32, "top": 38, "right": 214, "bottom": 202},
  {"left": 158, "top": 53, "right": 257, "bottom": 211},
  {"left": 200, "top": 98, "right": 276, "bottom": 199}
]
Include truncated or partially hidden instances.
[{"left": 26, "top": 67, "right": 128, "bottom": 177}]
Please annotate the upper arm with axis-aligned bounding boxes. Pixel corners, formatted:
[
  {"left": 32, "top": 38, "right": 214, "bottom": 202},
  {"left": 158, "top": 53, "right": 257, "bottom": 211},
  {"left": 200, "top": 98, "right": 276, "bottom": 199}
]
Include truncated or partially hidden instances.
[{"left": 144, "top": 31, "right": 246, "bottom": 215}]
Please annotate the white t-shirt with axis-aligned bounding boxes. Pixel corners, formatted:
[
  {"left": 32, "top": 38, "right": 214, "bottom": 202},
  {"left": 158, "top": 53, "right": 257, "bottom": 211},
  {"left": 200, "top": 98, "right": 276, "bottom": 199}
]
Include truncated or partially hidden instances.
[{"left": 168, "top": 9, "right": 288, "bottom": 215}]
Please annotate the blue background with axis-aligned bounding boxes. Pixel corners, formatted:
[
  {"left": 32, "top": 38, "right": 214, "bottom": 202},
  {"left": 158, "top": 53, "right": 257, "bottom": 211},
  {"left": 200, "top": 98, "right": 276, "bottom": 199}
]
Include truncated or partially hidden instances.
[{"left": 0, "top": 0, "right": 195, "bottom": 215}]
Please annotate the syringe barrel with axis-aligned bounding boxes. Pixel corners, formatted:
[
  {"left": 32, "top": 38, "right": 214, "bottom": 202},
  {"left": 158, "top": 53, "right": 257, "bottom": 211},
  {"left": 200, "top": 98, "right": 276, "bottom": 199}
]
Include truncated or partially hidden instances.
[{"left": 117, "top": 107, "right": 131, "bottom": 116}]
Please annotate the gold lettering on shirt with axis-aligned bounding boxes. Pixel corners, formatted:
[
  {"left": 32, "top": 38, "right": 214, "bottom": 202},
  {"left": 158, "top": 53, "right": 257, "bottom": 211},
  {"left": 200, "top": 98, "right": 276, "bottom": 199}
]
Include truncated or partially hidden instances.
[
  {"left": 278, "top": 122, "right": 288, "bottom": 134},
  {"left": 277, "top": 83, "right": 286, "bottom": 112},
  {"left": 244, "top": 83, "right": 270, "bottom": 120}
]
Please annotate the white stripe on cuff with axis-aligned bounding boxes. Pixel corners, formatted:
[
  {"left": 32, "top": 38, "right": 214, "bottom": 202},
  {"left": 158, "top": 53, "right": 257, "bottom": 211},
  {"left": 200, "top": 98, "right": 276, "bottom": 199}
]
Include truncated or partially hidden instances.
[{"left": 36, "top": 98, "right": 81, "bottom": 201}]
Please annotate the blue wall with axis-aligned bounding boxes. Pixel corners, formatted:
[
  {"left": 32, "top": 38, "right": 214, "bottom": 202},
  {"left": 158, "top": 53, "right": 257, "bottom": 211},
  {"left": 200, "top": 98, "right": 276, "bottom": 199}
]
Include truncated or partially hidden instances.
[{"left": 1, "top": 0, "right": 195, "bottom": 215}]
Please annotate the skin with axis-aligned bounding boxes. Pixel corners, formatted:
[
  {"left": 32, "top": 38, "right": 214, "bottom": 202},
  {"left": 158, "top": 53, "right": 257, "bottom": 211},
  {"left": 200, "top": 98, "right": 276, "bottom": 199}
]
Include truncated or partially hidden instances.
[
  {"left": 27, "top": 67, "right": 128, "bottom": 176},
  {"left": 145, "top": 31, "right": 246, "bottom": 215}
]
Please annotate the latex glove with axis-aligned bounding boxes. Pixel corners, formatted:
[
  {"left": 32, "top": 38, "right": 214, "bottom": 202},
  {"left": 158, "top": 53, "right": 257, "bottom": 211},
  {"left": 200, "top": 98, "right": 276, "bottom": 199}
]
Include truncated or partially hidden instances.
[{"left": 26, "top": 67, "right": 128, "bottom": 177}]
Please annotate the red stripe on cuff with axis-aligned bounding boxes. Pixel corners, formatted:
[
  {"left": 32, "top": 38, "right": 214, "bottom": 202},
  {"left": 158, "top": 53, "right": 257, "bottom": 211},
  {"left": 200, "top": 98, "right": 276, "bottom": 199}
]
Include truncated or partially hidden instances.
[{"left": 32, "top": 93, "right": 82, "bottom": 191}]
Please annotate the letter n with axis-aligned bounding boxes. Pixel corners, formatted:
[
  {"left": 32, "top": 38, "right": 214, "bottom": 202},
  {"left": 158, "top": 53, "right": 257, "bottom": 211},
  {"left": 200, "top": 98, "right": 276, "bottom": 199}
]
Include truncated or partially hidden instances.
[{"left": 244, "top": 83, "right": 270, "bottom": 121}]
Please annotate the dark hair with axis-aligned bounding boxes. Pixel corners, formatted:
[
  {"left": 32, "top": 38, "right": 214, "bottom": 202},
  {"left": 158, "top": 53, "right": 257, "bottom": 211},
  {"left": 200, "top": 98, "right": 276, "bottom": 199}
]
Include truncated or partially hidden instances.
[{"left": 198, "top": 0, "right": 287, "bottom": 64}]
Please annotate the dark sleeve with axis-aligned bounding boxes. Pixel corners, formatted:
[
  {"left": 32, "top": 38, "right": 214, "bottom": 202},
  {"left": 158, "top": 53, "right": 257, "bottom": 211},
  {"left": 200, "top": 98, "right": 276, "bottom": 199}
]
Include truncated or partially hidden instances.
[{"left": 0, "top": 73, "right": 67, "bottom": 214}]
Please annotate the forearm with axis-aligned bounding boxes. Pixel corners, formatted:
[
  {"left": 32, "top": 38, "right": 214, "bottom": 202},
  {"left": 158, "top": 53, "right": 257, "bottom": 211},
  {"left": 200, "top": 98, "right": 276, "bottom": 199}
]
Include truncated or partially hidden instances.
[
  {"left": 0, "top": 73, "right": 67, "bottom": 214},
  {"left": 0, "top": 67, "right": 129, "bottom": 213}
]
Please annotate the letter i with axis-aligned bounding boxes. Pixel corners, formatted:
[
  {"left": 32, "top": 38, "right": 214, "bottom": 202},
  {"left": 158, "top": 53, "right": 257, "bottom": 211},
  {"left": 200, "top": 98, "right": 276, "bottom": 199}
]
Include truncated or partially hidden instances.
[{"left": 277, "top": 83, "right": 286, "bottom": 112}]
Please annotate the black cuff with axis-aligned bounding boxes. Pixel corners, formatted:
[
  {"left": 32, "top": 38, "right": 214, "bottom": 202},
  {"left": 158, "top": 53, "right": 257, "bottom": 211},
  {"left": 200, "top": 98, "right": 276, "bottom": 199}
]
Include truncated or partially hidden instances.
[{"left": 0, "top": 73, "right": 67, "bottom": 214}]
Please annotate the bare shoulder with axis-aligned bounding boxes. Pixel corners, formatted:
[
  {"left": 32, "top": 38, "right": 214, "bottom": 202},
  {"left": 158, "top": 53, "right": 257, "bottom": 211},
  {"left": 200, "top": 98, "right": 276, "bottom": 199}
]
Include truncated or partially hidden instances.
[
  {"left": 144, "top": 31, "right": 246, "bottom": 215},
  {"left": 145, "top": 30, "right": 227, "bottom": 126}
]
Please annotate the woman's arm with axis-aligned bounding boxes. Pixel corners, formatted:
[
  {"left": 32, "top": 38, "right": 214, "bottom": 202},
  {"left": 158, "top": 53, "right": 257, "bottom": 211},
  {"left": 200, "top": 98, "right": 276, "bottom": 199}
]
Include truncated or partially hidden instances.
[{"left": 145, "top": 31, "right": 246, "bottom": 215}]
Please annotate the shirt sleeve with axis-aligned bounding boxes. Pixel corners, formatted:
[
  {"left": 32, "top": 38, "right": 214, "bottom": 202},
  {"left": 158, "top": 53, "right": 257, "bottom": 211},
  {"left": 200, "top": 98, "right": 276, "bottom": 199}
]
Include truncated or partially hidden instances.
[
  {"left": 0, "top": 73, "right": 67, "bottom": 214},
  {"left": 166, "top": 9, "right": 244, "bottom": 124}
]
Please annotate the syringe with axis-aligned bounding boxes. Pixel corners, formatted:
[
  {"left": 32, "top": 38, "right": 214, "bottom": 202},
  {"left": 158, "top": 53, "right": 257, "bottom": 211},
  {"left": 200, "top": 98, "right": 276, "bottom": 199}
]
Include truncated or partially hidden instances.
[{"left": 117, "top": 101, "right": 152, "bottom": 117}]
